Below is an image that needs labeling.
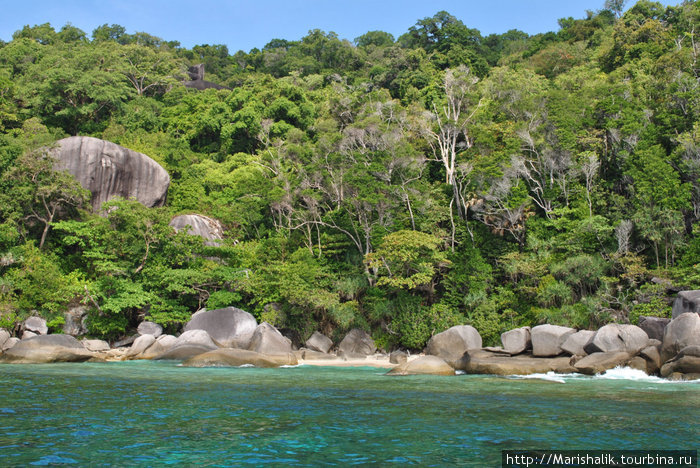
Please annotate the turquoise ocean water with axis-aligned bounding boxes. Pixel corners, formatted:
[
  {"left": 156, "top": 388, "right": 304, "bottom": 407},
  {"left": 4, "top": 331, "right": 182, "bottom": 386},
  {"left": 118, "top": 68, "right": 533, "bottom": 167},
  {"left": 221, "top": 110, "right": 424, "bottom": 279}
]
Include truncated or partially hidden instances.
[{"left": 0, "top": 362, "right": 698, "bottom": 466}]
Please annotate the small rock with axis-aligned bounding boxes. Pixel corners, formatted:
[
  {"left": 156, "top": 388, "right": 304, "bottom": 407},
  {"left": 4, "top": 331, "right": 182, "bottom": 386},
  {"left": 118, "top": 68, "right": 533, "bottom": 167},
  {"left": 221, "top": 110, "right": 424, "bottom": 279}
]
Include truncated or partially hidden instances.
[
  {"left": 338, "top": 329, "right": 377, "bottom": 356},
  {"left": 127, "top": 334, "right": 156, "bottom": 358},
  {"left": 386, "top": 355, "right": 455, "bottom": 376},
  {"left": 0, "top": 329, "right": 9, "bottom": 349},
  {"left": 627, "top": 356, "right": 648, "bottom": 373},
  {"left": 175, "top": 329, "right": 219, "bottom": 349},
  {"left": 390, "top": 350, "right": 408, "bottom": 365},
  {"left": 305, "top": 331, "right": 333, "bottom": 354},
  {"left": 169, "top": 214, "right": 224, "bottom": 247},
  {"left": 23, "top": 316, "right": 48, "bottom": 335},
  {"left": 113, "top": 335, "right": 138, "bottom": 348},
  {"left": 671, "top": 290, "right": 700, "bottom": 318},
  {"left": 640, "top": 345, "right": 662, "bottom": 374},
  {"left": 2, "top": 337, "right": 19, "bottom": 351},
  {"left": 660, "top": 355, "right": 700, "bottom": 377},
  {"left": 248, "top": 322, "right": 292, "bottom": 354},
  {"left": 483, "top": 346, "right": 512, "bottom": 355},
  {"left": 63, "top": 306, "right": 88, "bottom": 336},
  {"left": 82, "top": 339, "right": 110, "bottom": 352},
  {"left": 661, "top": 312, "right": 700, "bottom": 362},
  {"left": 676, "top": 345, "right": 700, "bottom": 359},
  {"left": 637, "top": 316, "right": 670, "bottom": 342},
  {"left": 22, "top": 330, "right": 37, "bottom": 340},
  {"left": 137, "top": 321, "right": 163, "bottom": 338},
  {"left": 156, "top": 334, "right": 177, "bottom": 348}
]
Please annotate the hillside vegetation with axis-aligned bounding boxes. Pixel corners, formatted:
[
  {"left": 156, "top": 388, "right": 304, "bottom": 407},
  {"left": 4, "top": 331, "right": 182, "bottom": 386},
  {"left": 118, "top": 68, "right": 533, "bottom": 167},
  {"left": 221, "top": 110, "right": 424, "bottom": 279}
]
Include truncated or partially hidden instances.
[{"left": 0, "top": 1, "right": 698, "bottom": 348}]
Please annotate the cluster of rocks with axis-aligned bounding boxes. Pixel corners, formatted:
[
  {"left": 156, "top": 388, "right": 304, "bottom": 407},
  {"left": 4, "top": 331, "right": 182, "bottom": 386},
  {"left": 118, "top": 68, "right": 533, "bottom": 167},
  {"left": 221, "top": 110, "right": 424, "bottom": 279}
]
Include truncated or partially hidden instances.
[
  {"left": 0, "top": 307, "right": 384, "bottom": 368},
  {"left": 2, "top": 290, "right": 699, "bottom": 380},
  {"left": 414, "top": 313, "right": 699, "bottom": 380}
]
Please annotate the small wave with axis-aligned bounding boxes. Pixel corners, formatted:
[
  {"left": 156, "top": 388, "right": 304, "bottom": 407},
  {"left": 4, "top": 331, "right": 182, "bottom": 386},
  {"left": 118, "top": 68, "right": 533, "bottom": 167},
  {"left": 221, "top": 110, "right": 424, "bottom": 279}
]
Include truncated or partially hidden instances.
[
  {"left": 508, "top": 372, "right": 569, "bottom": 383},
  {"left": 597, "top": 366, "right": 662, "bottom": 381},
  {"left": 280, "top": 364, "right": 302, "bottom": 368},
  {"left": 596, "top": 366, "right": 700, "bottom": 384}
]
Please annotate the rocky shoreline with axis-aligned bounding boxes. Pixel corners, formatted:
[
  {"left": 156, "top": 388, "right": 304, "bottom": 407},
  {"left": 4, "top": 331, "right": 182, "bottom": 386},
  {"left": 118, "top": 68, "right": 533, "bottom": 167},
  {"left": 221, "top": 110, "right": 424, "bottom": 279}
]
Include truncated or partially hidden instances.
[{"left": 1, "top": 305, "right": 699, "bottom": 381}]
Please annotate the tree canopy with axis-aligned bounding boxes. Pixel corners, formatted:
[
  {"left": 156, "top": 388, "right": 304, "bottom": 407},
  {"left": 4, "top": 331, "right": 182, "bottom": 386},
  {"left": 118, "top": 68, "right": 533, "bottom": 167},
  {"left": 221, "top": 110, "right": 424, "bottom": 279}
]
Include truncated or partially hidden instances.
[{"left": 0, "top": 1, "right": 697, "bottom": 347}]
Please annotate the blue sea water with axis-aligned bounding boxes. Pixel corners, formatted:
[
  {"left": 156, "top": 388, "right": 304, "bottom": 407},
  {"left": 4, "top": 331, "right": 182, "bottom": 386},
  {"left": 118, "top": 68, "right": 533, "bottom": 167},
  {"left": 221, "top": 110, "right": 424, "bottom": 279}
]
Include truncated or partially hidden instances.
[{"left": 0, "top": 362, "right": 698, "bottom": 466}]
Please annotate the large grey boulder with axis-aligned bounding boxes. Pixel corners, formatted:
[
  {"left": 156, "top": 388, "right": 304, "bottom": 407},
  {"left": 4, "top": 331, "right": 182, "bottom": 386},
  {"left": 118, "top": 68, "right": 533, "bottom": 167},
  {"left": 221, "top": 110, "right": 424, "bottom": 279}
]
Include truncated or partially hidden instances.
[
  {"left": 426, "top": 325, "right": 482, "bottom": 365},
  {"left": 456, "top": 349, "right": 575, "bottom": 376},
  {"left": 386, "top": 355, "right": 455, "bottom": 376},
  {"left": 661, "top": 312, "right": 700, "bottom": 362},
  {"left": 23, "top": 316, "right": 48, "bottom": 335},
  {"left": 573, "top": 351, "right": 631, "bottom": 375},
  {"left": 182, "top": 348, "right": 298, "bottom": 368},
  {"left": 0, "top": 329, "right": 9, "bottom": 349},
  {"left": 0, "top": 335, "right": 93, "bottom": 364},
  {"left": 561, "top": 330, "right": 596, "bottom": 356},
  {"left": 500, "top": 327, "right": 531, "bottom": 355},
  {"left": 338, "top": 329, "right": 377, "bottom": 356},
  {"left": 137, "top": 321, "right": 163, "bottom": 338},
  {"left": 671, "top": 290, "right": 700, "bottom": 318},
  {"left": 531, "top": 324, "right": 576, "bottom": 357},
  {"left": 184, "top": 307, "right": 257, "bottom": 348},
  {"left": 63, "top": 306, "right": 88, "bottom": 336},
  {"left": 638, "top": 316, "right": 671, "bottom": 342},
  {"left": 126, "top": 334, "right": 156, "bottom": 358},
  {"left": 305, "top": 331, "right": 333, "bottom": 354},
  {"left": 247, "top": 322, "right": 293, "bottom": 354},
  {"left": 584, "top": 324, "right": 649, "bottom": 355},
  {"left": 169, "top": 214, "right": 224, "bottom": 247},
  {"left": 51, "top": 136, "right": 170, "bottom": 211}
]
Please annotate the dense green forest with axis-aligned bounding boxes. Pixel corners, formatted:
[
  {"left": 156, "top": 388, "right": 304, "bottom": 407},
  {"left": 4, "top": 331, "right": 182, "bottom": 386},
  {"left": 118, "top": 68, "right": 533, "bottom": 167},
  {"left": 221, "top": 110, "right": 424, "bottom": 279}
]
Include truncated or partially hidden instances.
[{"left": 0, "top": 1, "right": 698, "bottom": 348}]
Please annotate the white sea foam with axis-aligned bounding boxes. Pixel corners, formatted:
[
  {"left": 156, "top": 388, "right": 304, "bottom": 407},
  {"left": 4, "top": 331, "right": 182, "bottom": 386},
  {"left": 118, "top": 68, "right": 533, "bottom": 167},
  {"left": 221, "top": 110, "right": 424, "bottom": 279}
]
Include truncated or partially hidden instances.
[
  {"left": 280, "top": 364, "right": 302, "bottom": 368},
  {"left": 597, "top": 366, "right": 662, "bottom": 381},
  {"left": 507, "top": 366, "right": 700, "bottom": 384},
  {"left": 508, "top": 372, "right": 569, "bottom": 383},
  {"left": 595, "top": 366, "right": 700, "bottom": 384}
]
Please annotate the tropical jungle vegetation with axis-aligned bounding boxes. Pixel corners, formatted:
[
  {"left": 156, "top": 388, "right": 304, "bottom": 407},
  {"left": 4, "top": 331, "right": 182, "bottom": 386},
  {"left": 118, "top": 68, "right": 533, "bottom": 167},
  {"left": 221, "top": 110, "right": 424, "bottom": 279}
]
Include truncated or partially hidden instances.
[{"left": 0, "top": 0, "right": 698, "bottom": 348}]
